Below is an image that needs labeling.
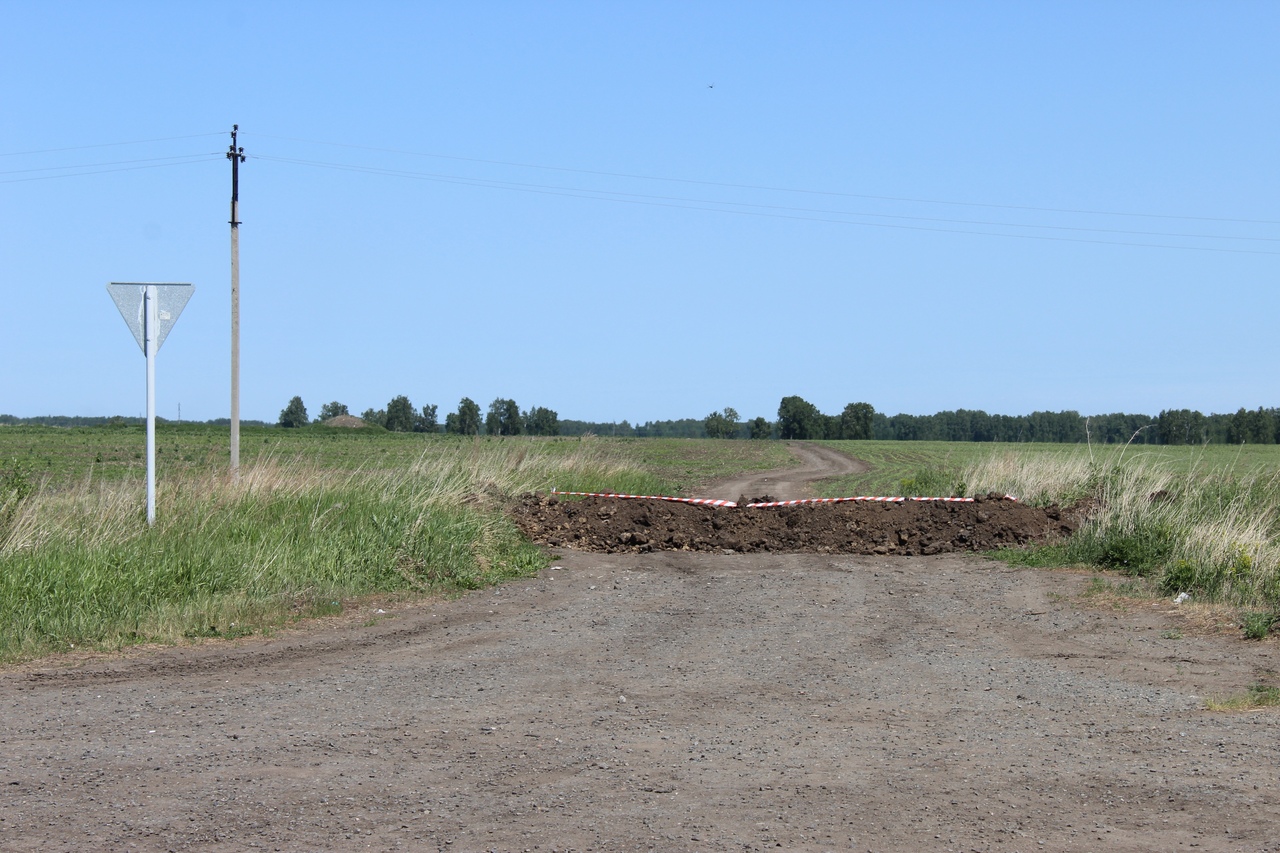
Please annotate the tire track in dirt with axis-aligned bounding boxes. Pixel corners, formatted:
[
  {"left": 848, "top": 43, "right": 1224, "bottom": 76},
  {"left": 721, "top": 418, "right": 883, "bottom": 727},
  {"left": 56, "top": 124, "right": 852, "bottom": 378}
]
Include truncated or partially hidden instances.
[{"left": 703, "top": 442, "right": 870, "bottom": 502}]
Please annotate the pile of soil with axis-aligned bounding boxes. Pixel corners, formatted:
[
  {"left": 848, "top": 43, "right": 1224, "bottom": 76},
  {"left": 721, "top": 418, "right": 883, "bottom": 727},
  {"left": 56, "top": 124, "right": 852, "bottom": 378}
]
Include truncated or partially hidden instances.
[
  {"left": 321, "top": 414, "right": 367, "bottom": 428},
  {"left": 510, "top": 491, "right": 1079, "bottom": 555}
]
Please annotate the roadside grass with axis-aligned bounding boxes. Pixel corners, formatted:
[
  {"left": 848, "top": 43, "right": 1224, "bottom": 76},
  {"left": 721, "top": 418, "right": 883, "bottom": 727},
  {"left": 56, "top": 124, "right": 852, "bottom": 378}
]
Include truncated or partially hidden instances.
[
  {"left": 1078, "top": 573, "right": 1157, "bottom": 606},
  {"left": 1205, "top": 684, "right": 1280, "bottom": 712},
  {"left": 0, "top": 438, "right": 665, "bottom": 663},
  {"left": 812, "top": 439, "right": 1280, "bottom": 617},
  {"left": 956, "top": 445, "right": 1280, "bottom": 617}
]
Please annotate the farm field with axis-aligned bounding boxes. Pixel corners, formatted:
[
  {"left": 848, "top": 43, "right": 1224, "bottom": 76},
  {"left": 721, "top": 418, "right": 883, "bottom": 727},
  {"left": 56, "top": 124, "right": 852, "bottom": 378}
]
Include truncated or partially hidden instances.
[
  {"left": 813, "top": 439, "right": 1280, "bottom": 499},
  {"left": 8, "top": 423, "right": 1277, "bottom": 498},
  {"left": 0, "top": 423, "right": 797, "bottom": 493}
]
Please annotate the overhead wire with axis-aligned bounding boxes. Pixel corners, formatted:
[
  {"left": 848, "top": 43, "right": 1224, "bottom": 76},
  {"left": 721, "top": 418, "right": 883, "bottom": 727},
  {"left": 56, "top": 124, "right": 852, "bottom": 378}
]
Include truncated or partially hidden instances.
[
  {"left": 4, "top": 130, "right": 1276, "bottom": 254},
  {"left": 0, "top": 132, "right": 227, "bottom": 158},
  {"left": 251, "top": 152, "right": 1280, "bottom": 256},
  {"left": 0, "top": 153, "right": 225, "bottom": 177},
  {"left": 246, "top": 131, "right": 1280, "bottom": 227},
  {"left": 0, "top": 154, "right": 223, "bottom": 184}
]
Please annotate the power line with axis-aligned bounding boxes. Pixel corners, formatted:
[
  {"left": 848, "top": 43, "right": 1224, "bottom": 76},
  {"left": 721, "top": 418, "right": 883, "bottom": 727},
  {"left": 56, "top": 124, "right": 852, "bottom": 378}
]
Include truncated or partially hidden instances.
[
  {"left": 246, "top": 131, "right": 1280, "bottom": 226},
  {"left": 0, "top": 132, "right": 226, "bottom": 158},
  {"left": 252, "top": 153, "right": 1280, "bottom": 256},
  {"left": 253, "top": 152, "right": 1279, "bottom": 244},
  {"left": 0, "top": 155, "right": 221, "bottom": 184},
  {"left": 0, "top": 153, "right": 223, "bottom": 176}
]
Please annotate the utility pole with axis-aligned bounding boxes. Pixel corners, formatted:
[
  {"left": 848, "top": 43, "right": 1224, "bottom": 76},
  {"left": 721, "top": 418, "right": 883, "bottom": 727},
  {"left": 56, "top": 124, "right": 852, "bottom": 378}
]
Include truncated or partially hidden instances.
[{"left": 227, "top": 125, "right": 245, "bottom": 478}]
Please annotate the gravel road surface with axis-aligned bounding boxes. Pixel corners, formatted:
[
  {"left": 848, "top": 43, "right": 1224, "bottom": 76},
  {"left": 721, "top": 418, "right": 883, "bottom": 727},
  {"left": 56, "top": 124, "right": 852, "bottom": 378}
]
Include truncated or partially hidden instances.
[{"left": 1, "top": 549, "right": 1276, "bottom": 852}]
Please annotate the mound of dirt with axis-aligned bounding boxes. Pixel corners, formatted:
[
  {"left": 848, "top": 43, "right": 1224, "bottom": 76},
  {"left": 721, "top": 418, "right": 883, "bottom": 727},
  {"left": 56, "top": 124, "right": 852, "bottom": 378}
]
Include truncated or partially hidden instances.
[
  {"left": 321, "top": 414, "right": 368, "bottom": 428},
  {"left": 509, "top": 492, "right": 1078, "bottom": 555}
]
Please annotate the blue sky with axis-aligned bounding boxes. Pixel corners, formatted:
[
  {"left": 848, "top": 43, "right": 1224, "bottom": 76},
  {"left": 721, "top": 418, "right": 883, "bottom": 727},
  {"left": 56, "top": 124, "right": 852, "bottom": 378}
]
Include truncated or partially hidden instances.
[{"left": 2, "top": 1, "right": 1277, "bottom": 424}]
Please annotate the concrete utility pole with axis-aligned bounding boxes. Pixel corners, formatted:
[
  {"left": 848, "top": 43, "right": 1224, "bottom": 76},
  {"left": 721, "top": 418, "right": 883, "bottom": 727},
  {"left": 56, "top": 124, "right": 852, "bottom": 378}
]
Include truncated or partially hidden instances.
[{"left": 227, "top": 125, "right": 245, "bottom": 478}]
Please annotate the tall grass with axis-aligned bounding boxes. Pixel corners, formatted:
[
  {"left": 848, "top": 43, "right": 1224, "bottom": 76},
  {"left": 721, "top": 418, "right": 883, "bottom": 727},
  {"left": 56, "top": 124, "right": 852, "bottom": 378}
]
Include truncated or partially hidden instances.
[
  {"left": 963, "top": 447, "right": 1280, "bottom": 607},
  {"left": 0, "top": 438, "right": 661, "bottom": 662}
]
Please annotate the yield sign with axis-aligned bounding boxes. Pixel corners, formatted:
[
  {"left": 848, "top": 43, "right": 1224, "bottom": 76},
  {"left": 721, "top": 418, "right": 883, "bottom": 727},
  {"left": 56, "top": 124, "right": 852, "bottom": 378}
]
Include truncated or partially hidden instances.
[{"left": 107, "top": 282, "right": 194, "bottom": 353}]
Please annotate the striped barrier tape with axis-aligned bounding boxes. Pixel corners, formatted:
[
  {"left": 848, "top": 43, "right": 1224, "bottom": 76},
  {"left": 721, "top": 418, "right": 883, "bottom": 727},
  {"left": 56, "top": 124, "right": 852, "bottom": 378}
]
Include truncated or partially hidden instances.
[
  {"left": 552, "top": 489, "right": 1017, "bottom": 508},
  {"left": 551, "top": 489, "right": 738, "bottom": 507},
  {"left": 747, "top": 496, "right": 902, "bottom": 507},
  {"left": 742, "top": 496, "right": 1015, "bottom": 507}
]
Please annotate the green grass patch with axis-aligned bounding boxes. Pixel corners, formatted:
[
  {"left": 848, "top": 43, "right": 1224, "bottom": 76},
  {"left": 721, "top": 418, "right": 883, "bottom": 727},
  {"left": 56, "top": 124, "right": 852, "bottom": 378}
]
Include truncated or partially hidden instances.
[
  {"left": 0, "top": 437, "right": 669, "bottom": 663},
  {"left": 1206, "top": 683, "right": 1280, "bottom": 712},
  {"left": 1240, "top": 610, "right": 1277, "bottom": 640}
]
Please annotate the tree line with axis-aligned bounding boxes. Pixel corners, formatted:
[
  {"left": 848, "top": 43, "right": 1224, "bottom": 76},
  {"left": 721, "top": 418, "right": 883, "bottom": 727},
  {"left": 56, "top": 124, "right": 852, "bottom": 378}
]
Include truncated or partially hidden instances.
[
  {"left": 8, "top": 399, "right": 1278, "bottom": 446},
  {"left": 538, "top": 400, "right": 1280, "bottom": 445},
  {"left": 277, "top": 396, "right": 560, "bottom": 436}
]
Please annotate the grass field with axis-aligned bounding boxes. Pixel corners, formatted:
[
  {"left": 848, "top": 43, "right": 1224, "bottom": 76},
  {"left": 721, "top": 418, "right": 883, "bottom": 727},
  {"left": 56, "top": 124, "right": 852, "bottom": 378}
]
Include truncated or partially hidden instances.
[
  {"left": 814, "top": 439, "right": 1280, "bottom": 499},
  {"left": 0, "top": 426, "right": 796, "bottom": 662},
  {"left": 0, "top": 424, "right": 796, "bottom": 493},
  {"left": 3, "top": 425, "right": 1279, "bottom": 662}
]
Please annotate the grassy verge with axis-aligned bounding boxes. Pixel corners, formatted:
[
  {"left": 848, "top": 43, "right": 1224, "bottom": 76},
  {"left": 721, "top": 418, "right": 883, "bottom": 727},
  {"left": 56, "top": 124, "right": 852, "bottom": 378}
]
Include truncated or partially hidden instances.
[
  {"left": 0, "top": 437, "right": 666, "bottom": 663},
  {"left": 813, "top": 439, "right": 1280, "bottom": 620},
  {"left": 1205, "top": 684, "right": 1280, "bottom": 712},
  {"left": 956, "top": 445, "right": 1280, "bottom": 623}
]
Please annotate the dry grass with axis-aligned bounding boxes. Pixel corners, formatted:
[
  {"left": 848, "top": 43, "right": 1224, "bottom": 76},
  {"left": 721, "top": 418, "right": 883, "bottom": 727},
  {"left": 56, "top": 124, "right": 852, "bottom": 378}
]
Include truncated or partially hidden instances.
[
  {"left": 0, "top": 439, "right": 661, "bottom": 662},
  {"left": 964, "top": 447, "right": 1280, "bottom": 609}
]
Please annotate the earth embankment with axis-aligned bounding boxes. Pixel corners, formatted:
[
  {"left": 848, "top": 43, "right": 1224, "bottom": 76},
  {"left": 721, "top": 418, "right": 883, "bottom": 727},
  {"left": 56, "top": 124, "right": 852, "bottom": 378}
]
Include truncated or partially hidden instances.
[{"left": 511, "top": 491, "right": 1076, "bottom": 555}]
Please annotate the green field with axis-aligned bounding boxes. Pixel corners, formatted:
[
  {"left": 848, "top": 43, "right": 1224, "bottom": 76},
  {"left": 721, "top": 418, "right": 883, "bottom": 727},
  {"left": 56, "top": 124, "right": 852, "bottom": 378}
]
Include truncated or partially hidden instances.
[
  {"left": 0, "top": 426, "right": 799, "bottom": 663},
  {"left": 814, "top": 439, "right": 1280, "bottom": 499},
  {"left": 0, "top": 424, "right": 796, "bottom": 493},
  {"left": 3, "top": 426, "right": 1279, "bottom": 663}
]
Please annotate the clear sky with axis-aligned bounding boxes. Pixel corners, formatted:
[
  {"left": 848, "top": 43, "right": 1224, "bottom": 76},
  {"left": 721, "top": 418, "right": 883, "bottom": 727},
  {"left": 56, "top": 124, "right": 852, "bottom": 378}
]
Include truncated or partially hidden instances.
[{"left": 2, "top": 1, "right": 1277, "bottom": 424}]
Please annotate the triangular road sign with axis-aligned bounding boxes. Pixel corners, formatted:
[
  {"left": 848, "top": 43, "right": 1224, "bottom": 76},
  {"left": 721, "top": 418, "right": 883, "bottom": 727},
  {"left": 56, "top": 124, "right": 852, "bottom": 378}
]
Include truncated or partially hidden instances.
[{"left": 107, "top": 283, "right": 194, "bottom": 353}]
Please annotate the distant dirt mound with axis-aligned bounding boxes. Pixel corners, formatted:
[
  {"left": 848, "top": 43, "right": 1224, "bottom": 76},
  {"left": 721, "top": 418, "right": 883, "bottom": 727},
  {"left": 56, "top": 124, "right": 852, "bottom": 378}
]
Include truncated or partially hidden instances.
[
  {"left": 322, "top": 415, "right": 368, "bottom": 428},
  {"left": 510, "top": 492, "right": 1078, "bottom": 555}
]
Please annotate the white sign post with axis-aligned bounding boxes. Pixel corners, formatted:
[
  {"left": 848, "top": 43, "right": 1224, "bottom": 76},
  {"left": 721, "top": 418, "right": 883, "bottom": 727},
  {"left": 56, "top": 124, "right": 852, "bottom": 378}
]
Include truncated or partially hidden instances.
[{"left": 107, "top": 282, "right": 195, "bottom": 526}]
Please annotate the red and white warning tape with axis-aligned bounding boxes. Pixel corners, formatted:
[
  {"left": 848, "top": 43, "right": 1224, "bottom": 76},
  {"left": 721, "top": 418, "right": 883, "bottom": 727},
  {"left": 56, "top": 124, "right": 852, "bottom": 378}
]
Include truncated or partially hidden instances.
[
  {"left": 552, "top": 489, "right": 1017, "bottom": 508},
  {"left": 551, "top": 489, "right": 737, "bottom": 507},
  {"left": 746, "top": 496, "right": 902, "bottom": 507},
  {"left": 741, "top": 496, "right": 1015, "bottom": 507}
]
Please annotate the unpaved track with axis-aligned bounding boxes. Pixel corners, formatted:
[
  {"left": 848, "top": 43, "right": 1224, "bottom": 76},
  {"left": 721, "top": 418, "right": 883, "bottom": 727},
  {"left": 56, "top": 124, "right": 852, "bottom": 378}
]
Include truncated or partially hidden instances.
[
  {"left": 706, "top": 442, "right": 869, "bottom": 502},
  {"left": 2, "top": 444, "right": 1279, "bottom": 852},
  {"left": 2, "top": 553, "right": 1277, "bottom": 852}
]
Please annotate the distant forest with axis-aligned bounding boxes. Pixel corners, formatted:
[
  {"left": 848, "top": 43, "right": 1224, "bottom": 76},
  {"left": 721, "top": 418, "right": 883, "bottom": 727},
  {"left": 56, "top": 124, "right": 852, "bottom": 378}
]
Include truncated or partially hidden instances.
[
  {"left": 4, "top": 400, "right": 1280, "bottom": 445},
  {"left": 565, "top": 404, "right": 1280, "bottom": 445},
  {"left": 0, "top": 415, "right": 271, "bottom": 428}
]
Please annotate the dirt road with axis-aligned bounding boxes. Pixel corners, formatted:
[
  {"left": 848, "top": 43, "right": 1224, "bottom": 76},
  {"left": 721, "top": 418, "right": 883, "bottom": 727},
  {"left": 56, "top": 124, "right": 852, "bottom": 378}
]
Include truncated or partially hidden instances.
[
  {"left": 706, "top": 442, "right": 869, "bottom": 502},
  {"left": 1, "top": 449, "right": 1277, "bottom": 852}
]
